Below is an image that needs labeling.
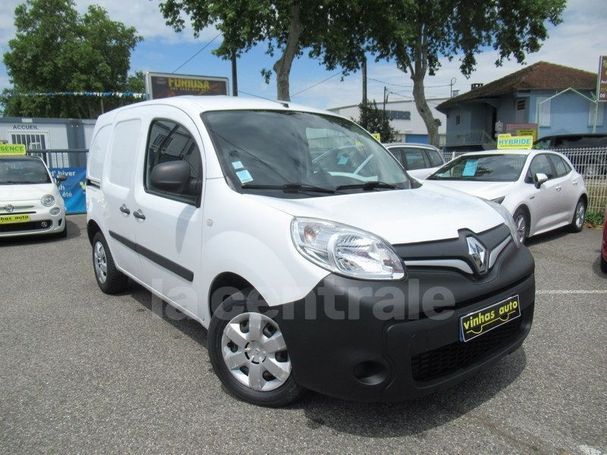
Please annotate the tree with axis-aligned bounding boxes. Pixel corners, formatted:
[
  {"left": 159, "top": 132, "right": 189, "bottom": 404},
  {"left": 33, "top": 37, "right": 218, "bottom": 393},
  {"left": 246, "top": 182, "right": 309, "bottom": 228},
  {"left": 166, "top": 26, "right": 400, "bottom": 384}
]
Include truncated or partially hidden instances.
[
  {"left": 159, "top": 0, "right": 364, "bottom": 102},
  {"left": 357, "top": 101, "right": 397, "bottom": 143},
  {"left": 365, "top": 0, "right": 566, "bottom": 146},
  {"left": 2, "top": 0, "right": 142, "bottom": 118}
]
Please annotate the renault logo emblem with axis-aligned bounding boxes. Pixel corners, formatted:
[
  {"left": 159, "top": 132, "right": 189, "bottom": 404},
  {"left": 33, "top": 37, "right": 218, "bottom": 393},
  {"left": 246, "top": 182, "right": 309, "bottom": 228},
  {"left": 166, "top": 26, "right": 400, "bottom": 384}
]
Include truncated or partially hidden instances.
[
  {"left": 4, "top": 204, "right": 15, "bottom": 213},
  {"left": 466, "top": 236, "right": 488, "bottom": 274}
]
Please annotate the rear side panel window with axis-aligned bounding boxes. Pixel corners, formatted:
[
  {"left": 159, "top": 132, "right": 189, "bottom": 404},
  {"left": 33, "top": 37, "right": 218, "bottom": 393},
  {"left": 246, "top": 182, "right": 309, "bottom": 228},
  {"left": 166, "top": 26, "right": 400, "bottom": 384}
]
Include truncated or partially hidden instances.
[
  {"left": 108, "top": 119, "right": 141, "bottom": 188},
  {"left": 89, "top": 124, "right": 111, "bottom": 182},
  {"left": 427, "top": 150, "right": 444, "bottom": 167},
  {"left": 403, "top": 150, "right": 428, "bottom": 170},
  {"left": 548, "top": 155, "right": 571, "bottom": 177},
  {"left": 144, "top": 119, "right": 202, "bottom": 205}
]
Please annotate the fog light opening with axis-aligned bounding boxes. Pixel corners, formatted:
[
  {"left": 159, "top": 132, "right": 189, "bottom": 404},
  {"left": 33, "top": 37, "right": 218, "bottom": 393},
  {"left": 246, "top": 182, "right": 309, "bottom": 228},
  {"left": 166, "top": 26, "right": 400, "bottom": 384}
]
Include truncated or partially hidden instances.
[
  {"left": 50, "top": 207, "right": 61, "bottom": 216},
  {"left": 353, "top": 361, "right": 388, "bottom": 386}
]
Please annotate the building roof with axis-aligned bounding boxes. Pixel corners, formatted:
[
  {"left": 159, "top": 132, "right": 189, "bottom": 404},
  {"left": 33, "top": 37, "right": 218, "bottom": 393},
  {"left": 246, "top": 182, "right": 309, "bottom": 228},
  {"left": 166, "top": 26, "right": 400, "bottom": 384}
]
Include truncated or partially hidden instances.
[{"left": 437, "top": 62, "right": 597, "bottom": 111}]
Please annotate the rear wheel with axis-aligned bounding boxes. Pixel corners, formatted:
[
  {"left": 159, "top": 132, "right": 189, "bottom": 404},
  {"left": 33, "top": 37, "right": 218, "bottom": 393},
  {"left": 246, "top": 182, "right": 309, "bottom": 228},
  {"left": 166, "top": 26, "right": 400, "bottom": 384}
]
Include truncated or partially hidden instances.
[
  {"left": 208, "top": 289, "right": 304, "bottom": 407},
  {"left": 569, "top": 199, "right": 586, "bottom": 233},
  {"left": 92, "top": 232, "right": 128, "bottom": 294},
  {"left": 601, "top": 256, "right": 607, "bottom": 273},
  {"left": 513, "top": 208, "right": 529, "bottom": 244}
]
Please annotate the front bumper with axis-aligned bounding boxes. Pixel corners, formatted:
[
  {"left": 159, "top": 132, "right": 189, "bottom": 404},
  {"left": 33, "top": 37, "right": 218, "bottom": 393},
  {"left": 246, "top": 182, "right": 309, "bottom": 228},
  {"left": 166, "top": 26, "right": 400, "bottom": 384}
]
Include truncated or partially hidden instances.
[
  {"left": 276, "top": 241, "right": 535, "bottom": 402},
  {"left": 0, "top": 206, "right": 66, "bottom": 238}
]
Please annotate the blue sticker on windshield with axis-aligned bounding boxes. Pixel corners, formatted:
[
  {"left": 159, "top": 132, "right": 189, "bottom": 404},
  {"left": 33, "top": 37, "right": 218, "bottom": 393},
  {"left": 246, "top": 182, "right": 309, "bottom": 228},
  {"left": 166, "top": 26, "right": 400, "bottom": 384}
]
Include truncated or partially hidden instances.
[
  {"left": 337, "top": 154, "right": 349, "bottom": 165},
  {"left": 462, "top": 160, "right": 478, "bottom": 177},
  {"left": 236, "top": 169, "right": 253, "bottom": 183},
  {"left": 231, "top": 160, "right": 244, "bottom": 170}
]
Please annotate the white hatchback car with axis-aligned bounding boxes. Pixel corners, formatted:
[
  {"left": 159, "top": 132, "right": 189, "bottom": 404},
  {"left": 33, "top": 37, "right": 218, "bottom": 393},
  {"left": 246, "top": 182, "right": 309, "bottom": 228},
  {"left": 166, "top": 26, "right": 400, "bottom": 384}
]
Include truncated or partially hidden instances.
[
  {"left": 0, "top": 156, "right": 67, "bottom": 238},
  {"left": 87, "top": 96, "right": 536, "bottom": 407},
  {"left": 426, "top": 150, "right": 588, "bottom": 243}
]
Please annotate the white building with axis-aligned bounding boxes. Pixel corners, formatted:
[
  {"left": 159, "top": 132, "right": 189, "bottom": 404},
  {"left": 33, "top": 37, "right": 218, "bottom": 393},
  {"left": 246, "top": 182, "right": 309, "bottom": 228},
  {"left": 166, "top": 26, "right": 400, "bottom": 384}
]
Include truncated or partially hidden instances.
[{"left": 329, "top": 98, "right": 448, "bottom": 145}]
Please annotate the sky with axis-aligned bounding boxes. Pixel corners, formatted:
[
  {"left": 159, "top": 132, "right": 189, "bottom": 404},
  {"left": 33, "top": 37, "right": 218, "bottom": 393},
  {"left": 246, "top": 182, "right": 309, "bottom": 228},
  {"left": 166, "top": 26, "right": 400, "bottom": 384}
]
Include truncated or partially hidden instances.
[{"left": 0, "top": 0, "right": 606, "bottom": 110}]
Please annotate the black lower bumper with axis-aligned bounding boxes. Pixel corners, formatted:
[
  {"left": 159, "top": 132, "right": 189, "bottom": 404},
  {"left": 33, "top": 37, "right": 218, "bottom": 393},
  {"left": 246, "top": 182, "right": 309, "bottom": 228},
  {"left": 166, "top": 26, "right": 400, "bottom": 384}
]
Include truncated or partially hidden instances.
[{"left": 276, "top": 243, "right": 535, "bottom": 402}]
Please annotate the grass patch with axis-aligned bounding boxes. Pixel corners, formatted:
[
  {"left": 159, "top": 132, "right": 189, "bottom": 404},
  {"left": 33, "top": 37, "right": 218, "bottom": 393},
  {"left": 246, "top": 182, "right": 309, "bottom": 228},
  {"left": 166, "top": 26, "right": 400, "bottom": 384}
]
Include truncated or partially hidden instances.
[{"left": 586, "top": 210, "right": 605, "bottom": 228}]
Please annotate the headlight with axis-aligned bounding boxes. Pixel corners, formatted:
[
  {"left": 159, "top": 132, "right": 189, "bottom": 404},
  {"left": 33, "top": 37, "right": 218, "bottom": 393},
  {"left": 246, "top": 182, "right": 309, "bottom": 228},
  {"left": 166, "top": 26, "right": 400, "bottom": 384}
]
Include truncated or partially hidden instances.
[
  {"left": 484, "top": 200, "right": 520, "bottom": 247},
  {"left": 41, "top": 194, "right": 55, "bottom": 207},
  {"left": 291, "top": 217, "right": 406, "bottom": 280}
]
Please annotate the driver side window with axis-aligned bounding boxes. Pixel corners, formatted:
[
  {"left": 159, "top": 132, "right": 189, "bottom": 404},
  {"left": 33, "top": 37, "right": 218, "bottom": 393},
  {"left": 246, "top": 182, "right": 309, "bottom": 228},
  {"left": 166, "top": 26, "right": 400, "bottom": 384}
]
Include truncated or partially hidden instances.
[
  {"left": 145, "top": 119, "right": 202, "bottom": 205},
  {"left": 528, "top": 154, "right": 554, "bottom": 181}
]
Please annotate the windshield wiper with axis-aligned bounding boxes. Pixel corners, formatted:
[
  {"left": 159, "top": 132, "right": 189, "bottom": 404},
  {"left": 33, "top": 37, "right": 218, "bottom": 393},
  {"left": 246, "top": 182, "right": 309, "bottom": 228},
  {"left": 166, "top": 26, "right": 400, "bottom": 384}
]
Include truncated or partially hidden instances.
[
  {"left": 336, "top": 181, "right": 399, "bottom": 191},
  {"left": 242, "top": 183, "right": 336, "bottom": 194}
]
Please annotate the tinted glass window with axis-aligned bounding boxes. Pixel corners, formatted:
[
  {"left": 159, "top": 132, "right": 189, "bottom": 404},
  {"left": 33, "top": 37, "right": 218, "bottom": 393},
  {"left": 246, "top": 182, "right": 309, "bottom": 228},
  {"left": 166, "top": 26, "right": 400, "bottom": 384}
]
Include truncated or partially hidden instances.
[
  {"left": 202, "top": 110, "right": 413, "bottom": 197},
  {"left": 427, "top": 150, "right": 444, "bottom": 167},
  {"left": 403, "top": 150, "right": 427, "bottom": 170},
  {"left": 528, "top": 154, "right": 555, "bottom": 179},
  {"left": 548, "top": 154, "right": 570, "bottom": 177},
  {"left": 145, "top": 119, "right": 202, "bottom": 204},
  {"left": 0, "top": 158, "right": 51, "bottom": 185},
  {"left": 429, "top": 154, "right": 527, "bottom": 182}
]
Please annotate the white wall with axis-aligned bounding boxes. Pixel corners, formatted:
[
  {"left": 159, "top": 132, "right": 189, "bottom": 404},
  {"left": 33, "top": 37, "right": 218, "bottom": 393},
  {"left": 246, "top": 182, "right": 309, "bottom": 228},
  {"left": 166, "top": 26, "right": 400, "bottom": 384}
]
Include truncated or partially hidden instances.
[{"left": 329, "top": 98, "right": 448, "bottom": 143}]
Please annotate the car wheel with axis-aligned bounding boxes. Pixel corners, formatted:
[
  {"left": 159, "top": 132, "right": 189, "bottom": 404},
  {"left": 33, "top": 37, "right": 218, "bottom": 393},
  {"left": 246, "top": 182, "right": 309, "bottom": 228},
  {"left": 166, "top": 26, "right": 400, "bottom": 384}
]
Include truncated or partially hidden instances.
[
  {"left": 513, "top": 208, "right": 529, "bottom": 244},
  {"left": 208, "top": 289, "right": 304, "bottom": 407},
  {"left": 569, "top": 199, "right": 586, "bottom": 233},
  {"left": 92, "top": 232, "right": 128, "bottom": 294},
  {"left": 601, "top": 256, "right": 607, "bottom": 273}
]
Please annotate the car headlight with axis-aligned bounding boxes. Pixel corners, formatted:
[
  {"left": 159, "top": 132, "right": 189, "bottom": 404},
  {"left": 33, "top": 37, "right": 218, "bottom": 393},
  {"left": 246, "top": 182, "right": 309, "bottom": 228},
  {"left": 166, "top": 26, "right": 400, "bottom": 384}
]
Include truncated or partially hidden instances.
[
  {"left": 484, "top": 200, "right": 521, "bottom": 247},
  {"left": 291, "top": 217, "right": 406, "bottom": 280},
  {"left": 41, "top": 194, "right": 55, "bottom": 207}
]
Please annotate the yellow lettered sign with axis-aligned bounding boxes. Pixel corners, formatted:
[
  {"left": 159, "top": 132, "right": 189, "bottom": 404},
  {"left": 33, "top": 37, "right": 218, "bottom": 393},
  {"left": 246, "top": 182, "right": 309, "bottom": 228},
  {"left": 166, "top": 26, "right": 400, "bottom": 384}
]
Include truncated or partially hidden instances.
[
  {"left": 497, "top": 134, "right": 533, "bottom": 150},
  {"left": 0, "top": 144, "right": 27, "bottom": 156}
]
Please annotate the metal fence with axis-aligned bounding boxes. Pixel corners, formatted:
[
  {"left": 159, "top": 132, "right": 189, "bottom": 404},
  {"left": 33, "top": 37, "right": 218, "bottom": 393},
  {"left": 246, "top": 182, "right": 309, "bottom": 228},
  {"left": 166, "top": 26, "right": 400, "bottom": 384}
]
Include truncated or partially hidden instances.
[{"left": 442, "top": 147, "right": 607, "bottom": 213}]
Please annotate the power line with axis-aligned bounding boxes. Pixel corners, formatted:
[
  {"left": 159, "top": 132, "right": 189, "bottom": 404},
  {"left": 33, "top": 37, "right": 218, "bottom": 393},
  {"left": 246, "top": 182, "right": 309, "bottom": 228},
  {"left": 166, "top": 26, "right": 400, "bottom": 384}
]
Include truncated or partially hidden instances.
[
  {"left": 291, "top": 71, "right": 342, "bottom": 97},
  {"left": 172, "top": 32, "right": 223, "bottom": 73}
]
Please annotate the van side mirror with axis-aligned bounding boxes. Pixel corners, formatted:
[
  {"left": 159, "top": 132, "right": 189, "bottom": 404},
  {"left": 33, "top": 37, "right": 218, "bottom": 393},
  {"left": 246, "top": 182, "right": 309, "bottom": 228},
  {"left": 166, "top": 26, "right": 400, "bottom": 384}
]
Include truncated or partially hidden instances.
[
  {"left": 55, "top": 174, "right": 67, "bottom": 183},
  {"left": 150, "top": 160, "right": 200, "bottom": 195},
  {"left": 533, "top": 172, "right": 548, "bottom": 189}
]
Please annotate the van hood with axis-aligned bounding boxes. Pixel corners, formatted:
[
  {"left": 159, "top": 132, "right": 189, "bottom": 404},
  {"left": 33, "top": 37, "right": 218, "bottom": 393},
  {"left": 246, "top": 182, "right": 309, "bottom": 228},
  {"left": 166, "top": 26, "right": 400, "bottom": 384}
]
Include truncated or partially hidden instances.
[
  {"left": 0, "top": 183, "right": 58, "bottom": 202},
  {"left": 424, "top": 180, "right": 515, "bottom": 201},
  {"left": 248, "top": 184, "right": 504, "bottom": 244}
]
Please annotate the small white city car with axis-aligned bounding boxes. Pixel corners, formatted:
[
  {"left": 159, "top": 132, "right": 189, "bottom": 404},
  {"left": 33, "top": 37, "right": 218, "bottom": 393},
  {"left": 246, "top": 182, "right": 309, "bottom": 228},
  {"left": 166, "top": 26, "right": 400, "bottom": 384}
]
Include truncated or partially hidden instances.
[
  {"left": 0, "top": 156, "right": 67, "bottom": 238},
  {"left": 427, "top": 150, "right": 588, "bottom": 243},
  {"left": 86, "top": 96, "right": 535, "bottom": 407}
]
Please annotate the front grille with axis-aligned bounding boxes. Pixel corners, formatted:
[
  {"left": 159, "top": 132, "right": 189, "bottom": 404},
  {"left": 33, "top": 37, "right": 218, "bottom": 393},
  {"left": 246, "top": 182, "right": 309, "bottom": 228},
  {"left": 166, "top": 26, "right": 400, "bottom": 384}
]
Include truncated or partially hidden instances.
[
  {"left": 411, "top": 317, "right": 523, "bottom": 382},
  {"left": 0, "top": 220, "right": 52, "bottom": 233}
]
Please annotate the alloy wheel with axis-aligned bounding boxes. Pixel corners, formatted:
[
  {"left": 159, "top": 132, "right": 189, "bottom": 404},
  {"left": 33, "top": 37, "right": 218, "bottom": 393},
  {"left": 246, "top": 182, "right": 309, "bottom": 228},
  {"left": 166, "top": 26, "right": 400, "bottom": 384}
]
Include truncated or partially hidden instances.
[{"left": 94, "top": 241, "right": 108, "bottom": 284}]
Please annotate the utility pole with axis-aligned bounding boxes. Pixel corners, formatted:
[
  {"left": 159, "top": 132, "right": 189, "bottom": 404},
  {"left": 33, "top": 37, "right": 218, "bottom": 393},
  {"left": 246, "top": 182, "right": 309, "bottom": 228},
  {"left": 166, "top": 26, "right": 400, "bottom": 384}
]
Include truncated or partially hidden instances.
[
  {"left": 231, "top": 51, "right": 238, "bottom": 96},
  {"left": 362, "top": 56, "right": 368, "bottom": 105}
]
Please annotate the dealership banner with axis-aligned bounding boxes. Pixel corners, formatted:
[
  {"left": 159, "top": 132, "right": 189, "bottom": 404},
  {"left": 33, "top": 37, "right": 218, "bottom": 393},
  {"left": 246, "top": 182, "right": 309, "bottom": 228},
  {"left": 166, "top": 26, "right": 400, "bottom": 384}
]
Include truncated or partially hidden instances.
[
  {"left": 145, "top": 72, "right": 229, "bottom": 99},
  {"left": 50, "top": 167, "right": 87, "bottom": 214},
  {"left": 598, "top": 56, "right": 607, "bottom": 102}
]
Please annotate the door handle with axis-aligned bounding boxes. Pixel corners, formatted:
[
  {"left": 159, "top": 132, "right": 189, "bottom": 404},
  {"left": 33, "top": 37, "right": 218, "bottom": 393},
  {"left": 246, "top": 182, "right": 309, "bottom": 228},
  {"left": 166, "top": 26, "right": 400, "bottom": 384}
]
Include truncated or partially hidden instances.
[
  {"left": 119, "top": 204, "right": 130, "bottom": 215},
  {"left": 572, "top": 179, "right": 578, "bottom": 185},
  {"left": 133, "top": 209, "right": 146, "bottom": 220},
  {"left": 556, "top": 186, "right": 562, "bottom": 192}
]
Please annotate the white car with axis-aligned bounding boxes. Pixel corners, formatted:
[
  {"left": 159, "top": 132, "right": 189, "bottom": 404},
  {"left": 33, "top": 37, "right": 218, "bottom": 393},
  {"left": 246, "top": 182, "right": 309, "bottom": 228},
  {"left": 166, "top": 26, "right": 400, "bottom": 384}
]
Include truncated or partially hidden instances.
[
  {"left": 426, "top": 150, "right": 588, "bottom": 243},
  {"left": 0, "top": 156, "right": 67, "bottom": 238},
  {"left": 383, "top": 143, "right": 445, "bottom": 179},
  {"left": 86, "top": 96, "right": 535, "bottom": 407}
]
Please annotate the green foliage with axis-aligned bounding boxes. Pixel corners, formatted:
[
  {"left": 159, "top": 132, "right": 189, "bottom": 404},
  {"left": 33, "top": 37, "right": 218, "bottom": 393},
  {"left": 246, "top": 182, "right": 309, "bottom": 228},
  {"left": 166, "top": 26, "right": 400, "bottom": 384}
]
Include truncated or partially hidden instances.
[
  {"left": 357, "top": 101, "right": 397, "bottom": 143},
  {"left": 2, "top": 0, "right": 142, "bottom": 118},
  {"left": 159, "top": 0, "right": 364, "bottom": 101},
  {"left": 586, "top": 211, "right": 605, "bottom": 228}
]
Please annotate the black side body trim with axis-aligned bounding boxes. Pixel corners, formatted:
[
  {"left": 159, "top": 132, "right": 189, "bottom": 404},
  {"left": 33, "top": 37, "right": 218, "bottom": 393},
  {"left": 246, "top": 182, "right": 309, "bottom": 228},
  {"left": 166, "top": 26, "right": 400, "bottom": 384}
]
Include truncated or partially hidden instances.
[
  {"left": 109, "top": 230, "right": 194, "bottom": 282},
  {"left": 86, "top": 179, "right": 100, "bottom": 189}
]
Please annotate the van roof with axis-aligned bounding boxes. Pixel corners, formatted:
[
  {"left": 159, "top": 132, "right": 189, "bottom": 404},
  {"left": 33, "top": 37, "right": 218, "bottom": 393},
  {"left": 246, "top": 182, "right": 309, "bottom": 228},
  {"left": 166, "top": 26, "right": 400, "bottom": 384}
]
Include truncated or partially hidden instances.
[{"left": 100, "top": 95, "right": 334, "bottom": 120}]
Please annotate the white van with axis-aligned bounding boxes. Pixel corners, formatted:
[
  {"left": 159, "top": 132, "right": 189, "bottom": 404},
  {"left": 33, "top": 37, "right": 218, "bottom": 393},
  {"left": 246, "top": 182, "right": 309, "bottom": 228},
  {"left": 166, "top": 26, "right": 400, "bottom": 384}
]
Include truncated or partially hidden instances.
[{"left": 86, "top": 96, "right": 535, "bottom": 407}]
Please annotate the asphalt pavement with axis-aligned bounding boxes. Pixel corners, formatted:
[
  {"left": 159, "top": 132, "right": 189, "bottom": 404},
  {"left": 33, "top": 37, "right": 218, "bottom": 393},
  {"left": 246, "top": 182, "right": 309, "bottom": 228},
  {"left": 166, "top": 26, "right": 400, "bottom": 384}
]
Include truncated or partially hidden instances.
[{"left": 1, "top": 215, "right": 606, "bottom": 454}]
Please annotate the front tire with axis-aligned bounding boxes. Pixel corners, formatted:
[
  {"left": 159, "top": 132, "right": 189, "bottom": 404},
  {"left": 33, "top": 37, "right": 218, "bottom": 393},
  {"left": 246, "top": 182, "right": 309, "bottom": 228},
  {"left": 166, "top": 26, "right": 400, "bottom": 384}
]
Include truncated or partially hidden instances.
[
  {"left": 513, "top": 208, "right": 530, "bottom": 244},
  {"left": 92, "top": 232, "right": 128, "bottom": 294},
  {"left": 569, "top": 199, "right": 586, "bottom": 233},
  {"left": 601, "top": 256, "right": 607, "bottom": 274},
  {"left": 208, "top": 289, "right": 304, "bottom": 407}
]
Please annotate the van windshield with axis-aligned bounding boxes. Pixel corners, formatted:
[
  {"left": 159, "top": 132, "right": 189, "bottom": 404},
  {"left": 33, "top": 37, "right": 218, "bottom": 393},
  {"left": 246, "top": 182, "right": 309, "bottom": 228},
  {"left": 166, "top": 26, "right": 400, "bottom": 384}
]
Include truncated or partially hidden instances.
[
  {"left": 0, "top": 158, "right": 52, "bottom": 185},
  {"left": 202, "top": 110, "right": 414, "bottom": 197}
]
